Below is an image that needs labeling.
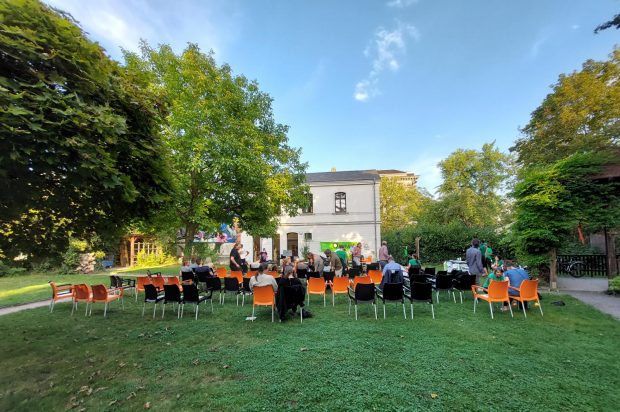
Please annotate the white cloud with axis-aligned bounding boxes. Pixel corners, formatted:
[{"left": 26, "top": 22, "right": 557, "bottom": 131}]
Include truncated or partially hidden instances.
[
  {"left": 571, "top": 24, "right": 580, "bottom": 30},
  {"left": 354, "top": 21, "right": 419, "bottom": 102},
  {"left": 407, "top": 154, "right": 444, "bottom": 196},
  {"left": 386, "top": 0, "right": 419, "bottom": 8},
  {"left": 528, "top": 36, "right": 547, "bottom": 59}
]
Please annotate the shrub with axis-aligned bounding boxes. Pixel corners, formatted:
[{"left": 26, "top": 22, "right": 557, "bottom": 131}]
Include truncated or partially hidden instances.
[
  {"left": 134, "top": 248, "right": 177, "bottom": 268},
  {"left": 609, "top": 276, "right": 620, "bottom": 295},
  {"left": 0, "top": 261, "right": 27, "bottom": 277}
]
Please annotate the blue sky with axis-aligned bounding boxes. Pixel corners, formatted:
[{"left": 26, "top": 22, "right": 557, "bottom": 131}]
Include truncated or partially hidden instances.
[{"left": 46, "top": 0, "right": 619, "bottom": 193}]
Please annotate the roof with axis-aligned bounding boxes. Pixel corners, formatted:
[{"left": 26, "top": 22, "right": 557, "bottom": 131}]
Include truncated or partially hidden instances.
[
  {"left": 306, "top": 170, "right": 380, "bottom": 183},
  {"left": 377, "top": 169, "right": 407, "bottom": 174}
]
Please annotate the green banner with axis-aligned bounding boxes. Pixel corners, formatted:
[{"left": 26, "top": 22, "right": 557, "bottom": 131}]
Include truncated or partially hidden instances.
[{"left": 319, "top": 241, "right": 357, "bottom": 252}]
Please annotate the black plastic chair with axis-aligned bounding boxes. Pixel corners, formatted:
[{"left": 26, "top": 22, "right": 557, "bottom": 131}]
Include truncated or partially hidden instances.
[
  {"left": 404, "top": 282, "right": 435, "bottom": 319},
  {"left": 222, "top": 277, "right": 241, "bottom": 305},
  {"left": 434, "top": 274, "right": 454, "bottom": 303},
  {"left": 408, "top": 266, "right": 421, "bottom": 276},
  {"left": 111, "top": 276, "right": 135, "bottom": 296},
  {"left": 348, "top": 283, "right": 377, "bottom": 320},
  {"left": 143, "top": 284, "right": 164, "bottom": 319},
  {"left": 451, "top": 274, "right": 477, "bottom": 303},
  {"left": 162, "top": 284, "right": 183, "bottom": 319},
  {"left": 410, "top": 274, "right": 430, "bottom": 284},
  {"left": 181, "top": 270, "right": 196, "bottom": 283},
  {"left": 347, "top": 267, "right": 361, "bottom": 278},
  {"left": 205, "top": 277, "right": 223, "bottom": 304},
  {"left": 296, "top": 267, "right": 308, "bottom": 279},
  {"left": 436, "top": 270, "right": 448, "bottom": 276},
  {"left": 423, "top": 267, "right": 436, "bottom": 276},
  {"left": 376, "top": 283, "right": 406, "bottom": 319},
  {"left": 323, "top": 271, "right": 335, "bottom": 286},
  {"left": 240, "top": 277, "right": 253, "bottom": 306},
  {"left": 307, "top": 271, "right": 321, "bottom": 279},
  {"left": 366, "top": 262, "right": 380, "bottom": 271},
  {"left": 182, "top": 283, "right": 212, "bottom": 319}
]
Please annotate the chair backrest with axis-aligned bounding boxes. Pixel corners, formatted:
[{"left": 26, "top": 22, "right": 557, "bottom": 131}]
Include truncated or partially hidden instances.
[
  {"left": 408, "top": 266, "right": 421, "bottom": 275},
  {"left": 196, "top": 271, "right": 210, "bottom": 283},
  {"left": 230, "top": 271, "right": 243, "bottom": 284},
  {"left": 91, "top": 284, "right": 109, "bottom": 301},
  {"left": 487, "top": 280, "right": 509, "bottom": 300},
  {"left": 74, "top": 284, "right": 90, "bottom": 300},
  {"left": 368, "top": 270, "right": 383, "bottom": 285},
  {"left": 410, "top": 281, "right": 432, "bottom": 302},
  {"left": 144, "top": 284, "right": 160, "bottom": 301},
  {"left": 354, "top": 283, "right": 375, "bottom": 301},
  {"left": 181, "top": 271, "right": 195, "bottom": 282},
  {"left": 323, "top": 271, "right": 335, "bottom": 283},
  {"left": 182, "top": 283, "right": 200, "bottom": 303},
  {"left": 205, "top": 277, "right": 222, "bottom": 291},
  {"left": 246, "top": 271, "right": 258, "bottom": 278},
  {"left": 167, "top": 276, "right": 181, "bottom": 286},
  {"left": 49, "top": 281, "right": 71, "bottom": 298},
  {"left": 410, "top": 274, "right": 428, "bottom": 284},
  {"left": 308, "top": 277, "right": 326, "bottom": 293},
  {"left": 296, "top": 268, "right": 308, "bottom": 278},
  {"left": 382, "top": 282, "right": 404, "bottom": 300},
  {"left": 163, "top": 284, "right": 182, "bottom": 302},
  {"left": 455, "top": 274, "right": 476, "bottom": 290},
  {"left": 110, "top": 276, "right": 118, "bottom": 288},
  {"left": 267, "top": 270, "right": 281, "bottom": 279},
  {"left": 307, "top": 271, "right": 321, "bottom": 278},
  {"left": 215, "top": 267, "right": 227, "bottom": 279},
  {"left": 137, "top": 276, "right": 151, "bottom": 289},
  {"left": 366, "top": 262, "right": 380, "bottom": 271},
  {"left": 353, "top": 276, "right": 372, "bottom": 289},
  {"left": 435, "top": 274, "right": 453, "bottom": 290},
  {"left": 518, "top": 279, "right": 538, "bottom": 300},
  {"left": 436, "top": 270, "right": 448, "bottom": 276},
  {"left": 151, "top": 277, "right": 165, "bottom": 290},
  {"left": 423, "top": 267, "right": 436, "bottom": 276},
  {"left": 242, "top": 277, "right": 252, "bottom": 293},
  {"left": 347, "top": 267, "right": 361, "bottom": 278},
  {"left": 224, "top": 277, "right": 240, "bottom": 292},
  {"left": 332, "top": 276, "right": 350, "bottom": 293},
  {"left": 253, "top": 285, "right": 275, "bottom": 305}
]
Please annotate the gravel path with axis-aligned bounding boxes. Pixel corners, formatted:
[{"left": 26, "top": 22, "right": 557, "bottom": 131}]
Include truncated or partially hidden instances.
[
  {"left": 0, "top": 300, "right": 51, "bottom": 316},
  {"left": 565, "top": 291, "right": 620, "bottom": 321}
]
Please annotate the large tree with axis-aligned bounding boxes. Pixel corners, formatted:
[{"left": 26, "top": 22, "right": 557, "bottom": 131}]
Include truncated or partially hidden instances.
[
  {"left": 0, "top": 0, "right": 171, "bottom": 260},
  {"left": 124, "top": 43, "right": 309, "bottom": 254},
  {"left": 513, "top": 49, "right": 620, "bottom": 168},
  {"left": 380, "top": 177, "right": 431, "bottom": 232},
  {"left": 428, "top": 142, "right": 512, "bottom": 227}
]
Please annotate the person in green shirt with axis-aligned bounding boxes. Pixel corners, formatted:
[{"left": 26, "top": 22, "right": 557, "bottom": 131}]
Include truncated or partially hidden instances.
[
  {"left": 406, "top": 253, "right": 421, "bottom": 271},
  {"left": 335, "top": 246, "right": 348, "bottom": 271},
  {"left": 482, "top": 268, "right": 505, "bottom": 288}
]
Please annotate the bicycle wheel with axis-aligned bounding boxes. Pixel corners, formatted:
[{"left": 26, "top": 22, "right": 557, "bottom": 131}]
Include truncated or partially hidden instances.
[{"left": 570, "top": 262, "right": 585, "bottom": 278}]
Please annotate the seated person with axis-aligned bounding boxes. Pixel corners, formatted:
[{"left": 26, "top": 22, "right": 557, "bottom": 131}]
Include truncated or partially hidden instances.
[
  {"left": 281, "top": 257, "right": 294, "bottom": 276},
  {"left": 482, "top": 268, "right": 505, "bottom": 289},
  {"left": 249, "top": 266, "right": 278, "bottom": 293},
  {"left": 276, "top": 267, "right": 306, "bottom": 321},
  {"left": 380, "top": 256, "right": 404, "bottom": 290},
  {"left": 504, "top": 260, "right": 530, "bottom": 309},
  {"left": 189, "top": 257, "right": 199, "bottom": 269},
  {"left": 406, "top": 253, "right": 421, "bottom": 271},
  {"left": 180, "top": 260, "right": 193, "bottom": 275},
  {"left": 194, "top": 258, "right": 215, "bottom": 277}
]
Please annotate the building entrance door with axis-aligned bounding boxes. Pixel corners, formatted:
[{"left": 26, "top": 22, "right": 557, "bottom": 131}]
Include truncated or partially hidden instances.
[{"left": 287, "top": 232, "right": 299, "bottom": 257}]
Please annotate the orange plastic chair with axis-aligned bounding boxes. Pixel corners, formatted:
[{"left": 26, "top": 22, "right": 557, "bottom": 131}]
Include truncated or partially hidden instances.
[
  {"left": 49, "top": 281, "right": 73, "bottom": 312},
  {"left": 151, "top": 276, "right": 165, "bottom": 292},
  {"left": 166, "top": 276, "right": 182, "bottom": 291},
  {"left": 368, "top": 270, "right": 383, "bottom": 285},
  {"left": 471, "top": 280, "right": 513, "bottom": 319},
  {"left": 71, "top": 284, "right": 91, "bottom": 316},
  {"left": 90, "top": 284, "right": 124, "bottom": 317},
  {"left": 215, "top": 267, "right": 227, "bottom": 279},
  {"left": 509, "top": 279, "right": 543, "bottom": 318},
  {"left": 331, "top": 276, "right": 350, "bottom": 306},
  {"left": 246, "top": 271, "right": 258, "bottom": 279},
  {"left": 352, "top": 275, "right": 372, "bottom": 290},
  {"left": 252, "top": 285, "right": 275, "bottom": 322},
  {"left": 135, "top": 276, "right": 151, "bottom": 301},
  {"left": 307, "top": 277, "right": 326, "bottom": 306},
  {"left": 267, "top": 270, "right": 280, "bottom": 279},
  {"left": 230, "top": 271, "right": 243, "bottom": 285}
]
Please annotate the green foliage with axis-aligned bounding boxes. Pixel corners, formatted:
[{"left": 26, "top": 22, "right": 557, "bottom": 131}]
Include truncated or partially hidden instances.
[
  {"left": 0, "top": 0, "right": 172, "bottom": 261},
  {"left": 184, "top": 241, "right": 220, "bottom": 263},
  {"left": 0, "top": 261, "right": 27, "bottom": 277},
  {"left": 134, "top": 248, "right": 177, "bottom": 268},
  {"left": 383, "top": 222, "right": 503, "bottom": 264},
  {"left": 124, "top": 43, "right": 308, "bottom": 255},
  {"left": 513, "top": 49, "right": 620, "bottom": 168},
  {"left": 429, "top": 142, "right": 513, "bottom": 227},
  {"left": 609, "top": 276, "right": 620, "bottom": 294},
  {"left": 380, "top": 177, "right": 432, "bottom": 231},
  {"left": 595, "top": 13, "right": 620, "bottom": 33}
]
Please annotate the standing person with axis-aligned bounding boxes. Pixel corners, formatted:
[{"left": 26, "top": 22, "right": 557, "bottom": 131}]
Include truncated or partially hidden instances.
[
  {"left": 324, "top": 249, "right": 343, "bottom": 277},
  {"left": 466, "top": 238, "right": 485, "bottom": 284},
  {"left": 238, "top": 244, "right": 249, "bottom": 274},
  {"left": 351, "top": 242, "right": 362, "bottom": 267},
  {"left": 378, "top": 241, "right": 389, "bottom": 269},
  {"left": 336, "top": 245, "right": 348, "bottom": 271},
  {"left": 306, "top": 252, "right": 324, "bottom": 274},
  {"left": 259, "top": 248, "right": 268, "bottom": 263},
  {"left": 229, "top": 243, "right": 243, "bottom": 272}
]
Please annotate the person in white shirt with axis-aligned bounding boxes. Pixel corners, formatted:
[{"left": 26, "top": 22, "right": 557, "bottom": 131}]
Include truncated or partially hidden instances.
[{"left": 249, "top": 266, "right": 278, "bottom": 293}]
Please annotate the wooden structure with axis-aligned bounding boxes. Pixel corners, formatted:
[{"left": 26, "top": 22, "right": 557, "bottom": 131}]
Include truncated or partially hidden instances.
[{"left": 119, "top": 234, "right": 159, "bottom": 267}]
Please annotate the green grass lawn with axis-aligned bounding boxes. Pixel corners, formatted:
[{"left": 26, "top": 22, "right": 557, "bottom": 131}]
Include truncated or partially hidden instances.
[
  {"left": 0, "top": 287, "right": 618, "bottom": 411},
  {"left": 0, "top": 266, "right": 182, "bottom": 308}
]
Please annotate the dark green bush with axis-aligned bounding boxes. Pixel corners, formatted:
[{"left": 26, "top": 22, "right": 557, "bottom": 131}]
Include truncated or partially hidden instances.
[{"left": 609, "top": 276, "right": 620, "bottom": 295}]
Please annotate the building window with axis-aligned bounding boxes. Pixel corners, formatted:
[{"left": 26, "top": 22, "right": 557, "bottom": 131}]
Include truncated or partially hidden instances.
[
  {"left": 302, "top": 193, "right": 313, "bottom": 214},
  {"left": 335, "top": 192, "right": 347, "bottom": 214}
]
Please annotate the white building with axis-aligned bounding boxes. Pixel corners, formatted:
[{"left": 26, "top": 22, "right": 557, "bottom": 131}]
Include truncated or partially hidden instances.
[{"left": 240, "top": 170, "right": 382, "bottom": 262}]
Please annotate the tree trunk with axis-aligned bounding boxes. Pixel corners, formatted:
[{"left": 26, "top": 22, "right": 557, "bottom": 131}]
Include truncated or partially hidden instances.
[
  {"left": 605, "top": 228, "right": 618, "bottom": 279},
  {"left": 549, "top": 248, "right": 558, "bottom": 290},
  {"left": 183, "top": 223, "right": 197, "bottom": 259}
]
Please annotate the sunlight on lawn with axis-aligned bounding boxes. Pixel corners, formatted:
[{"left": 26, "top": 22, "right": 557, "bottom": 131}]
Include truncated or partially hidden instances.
[{"left": 0, "top": 284, "right": 48, "bottom": 299}]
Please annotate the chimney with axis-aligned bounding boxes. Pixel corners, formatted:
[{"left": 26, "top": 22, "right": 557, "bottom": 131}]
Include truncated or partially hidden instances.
[{"left": 330, "top": 167, "right": 336, "bottom": 172}]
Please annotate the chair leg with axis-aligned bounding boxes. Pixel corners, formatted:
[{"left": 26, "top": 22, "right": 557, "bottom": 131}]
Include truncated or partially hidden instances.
[
  {"left": 538, "top": 300, "right": 544, "bottom": 316},
  {"left": 402, "top": 302, "right": 406, "bottom": 319},
  {"left": 50, "top": 300, "right": 54, "bottom": 313},
  {"left": 453, "top": 291, "right": 456, "bottom": 303},
  {"left": 195, "top": 303, "right": 199, "bottom": 320},
  {"left": 153, "top": 303, "right": 157, "bottom": 319},
  {"left": 489, "top": 301, "right": 494, "bottom": 319},
  {"left": 410, "top": 303, "right": 413, "bottom": 320},
  {"left": 162, "top": 303, "right": 165, "bottom": 319},
  {"left": 374, "top": 303, "right": 378, "bottom": 320},
  {"left": 271, "top": 305, "right": 274, "bottom": 323},
  {"left": 104, "top": 302, "right": 108, "bottom": 318},
  {"left": 383, "top": 303, "right": 386, "bottom": 319},
  {"left": 142, "top": 302, "right": 146, "bottom": 317},
  {"left": 71, "top": 301, "right": 76, "bottom": 316},
  {"left": 522, "top": 300, "right": 527, "bottom": 318},
  {"left": 121, "top": 298, "right": 124, "bottom": 310},
  {"left": 508, "top": 300, "right": 513, "bottom": 318},
  {"left": 252, "top": 305, "right": 255, "bottom": 322},
  {"left": 355, "top": 304, "right": 358, "bottom": 320},
  {"left": 474, "top": 298, "right": 477, "bottom": 313},
  {"left": 323, "top": 293, "right": 326, "bottom": 307},
  {"left": 460, "top": 291, "right": 463, "bottom": 304},
  {"left": 332, "top": 291, "right": 335, "bottom": 306},
  {"left": 431, "top": 303, "right": 435, "bottom": 319}
]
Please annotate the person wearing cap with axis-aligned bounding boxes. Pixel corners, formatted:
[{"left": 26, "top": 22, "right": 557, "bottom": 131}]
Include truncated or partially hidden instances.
[
  {"left": 378, "top": 241, "right": 389, "bottom": 269},
  {"left": 324, "top": 249, "right": 343, "bottom": 277}
]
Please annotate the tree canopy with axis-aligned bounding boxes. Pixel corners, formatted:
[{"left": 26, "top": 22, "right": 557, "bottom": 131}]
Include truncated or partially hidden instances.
[
  {"left": 595, "top": 13, "right": 620, "bottom": 33},
  {"left": 0, "top": 0, "right": 171, "bottom": 260},
  {"left": 380, "top": 177, "right": 431, "bottom": 232},
  {"left": 513, "top": 49, "right": 620, "bottom": 168},
  {"left": 124, "top": 43, "right": 309, "bottom": 253}
]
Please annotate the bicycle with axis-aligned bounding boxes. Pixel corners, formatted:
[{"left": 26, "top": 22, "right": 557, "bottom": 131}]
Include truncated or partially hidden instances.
[{"left": 557, "top": 259, "right": 585, "bottom": 278}]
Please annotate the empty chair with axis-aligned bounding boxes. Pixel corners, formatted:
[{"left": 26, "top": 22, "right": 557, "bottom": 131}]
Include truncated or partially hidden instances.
[
  {"left": 143, "top": 283, "right": 164, "bottom": 319},
  {"left": 162, "top": 284, "right": 184, "bottom": 319},
  {"left": 252, "top": 285, "right": 276, "bottom": 322},
  {"left": 307, "top": 277, "right": 326, "bottom": 306},
  {"left": 368, "top": 270, "right": 383, "bottom": 285},
  {"left": 167, "top": 276, "right": 182, "bottom": 291},
  {"left": 471, "top": 280, "right": 513, "bottom": 319},
  {"left": 377, "top": 283, "right": 406, "bottom": 319},
  {"left": 135, "top": 276, "right": 152, "bottom": 301},
  {"left": 347, "top": 267, "right": 361, "bottom": 278},
  {"left": 408, "top": 266, "right": 421, "bottom": 276},
  {"left": 436, "top": 270, "right": 448, "bottom": 276},
  {"left": 222, "top": 277, "right": 241, "bottom": 305},
  {"left": 49, "top": 281, "right": 74, "bottom": 312},
  {"left": 182, "top": 283, "right": 212, "bottom": 319},
  {"left": 72, "top": 284, "right": 91, "bottom": 316},
  {"left": 151, "top": 276, "right": 165, "bottom": 292},
  {"left": 409, "top": 274, "right": 430, "bottom": 284},
  {"left": 181, "top": 270, "right": 195, "bottom": 283},
  {"left": 352, "top": 275, "right": 372, "bottom": 290},
  {"left": 296, "top": 267, "right": 308, "bottom": 279},
  {"left": 306, "top": 271, "right": 321, "bottom": 279},
  {"left": 205, "top": 277, "right": 223, "bottom": 304},
  {"left": 331, "top": 276, "right": 350, "bottom": 306},
  {"left": 423, "top": 267, "right": 436, "bottom": 276},
  {"left": 434, "top": 274, "right": 454, "bottom": 303},
  {"left": 240, "top": 277, "right": 253, "bottom": 306},
  {"left": 451, "top": 274, "right": 477, "bottom": 303},
  {"left": 322, "top": 271, "right": 335, "bottom": 285},
  {"left": 115, "top": 276, "right": 135, "bottom": 296},
  {"left": 348, "top": 283, "right": 377, "bottom": 320},
  {"left": 90, "top": 284, "right": 123, "bottom": 317},
  {"left": 404, "top": 282, "right": 435, "bottom": 319},
  {"left": 509, "top": 279, "right": 543, "bottom": 318},
  {"left": 230, "top": 271, "right": 243, "bottom": 286}
]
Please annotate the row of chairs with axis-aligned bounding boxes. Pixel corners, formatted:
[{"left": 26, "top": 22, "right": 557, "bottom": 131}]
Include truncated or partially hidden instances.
[{"left": 49, "top": 282, "right": 124, "bottom": 317}]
